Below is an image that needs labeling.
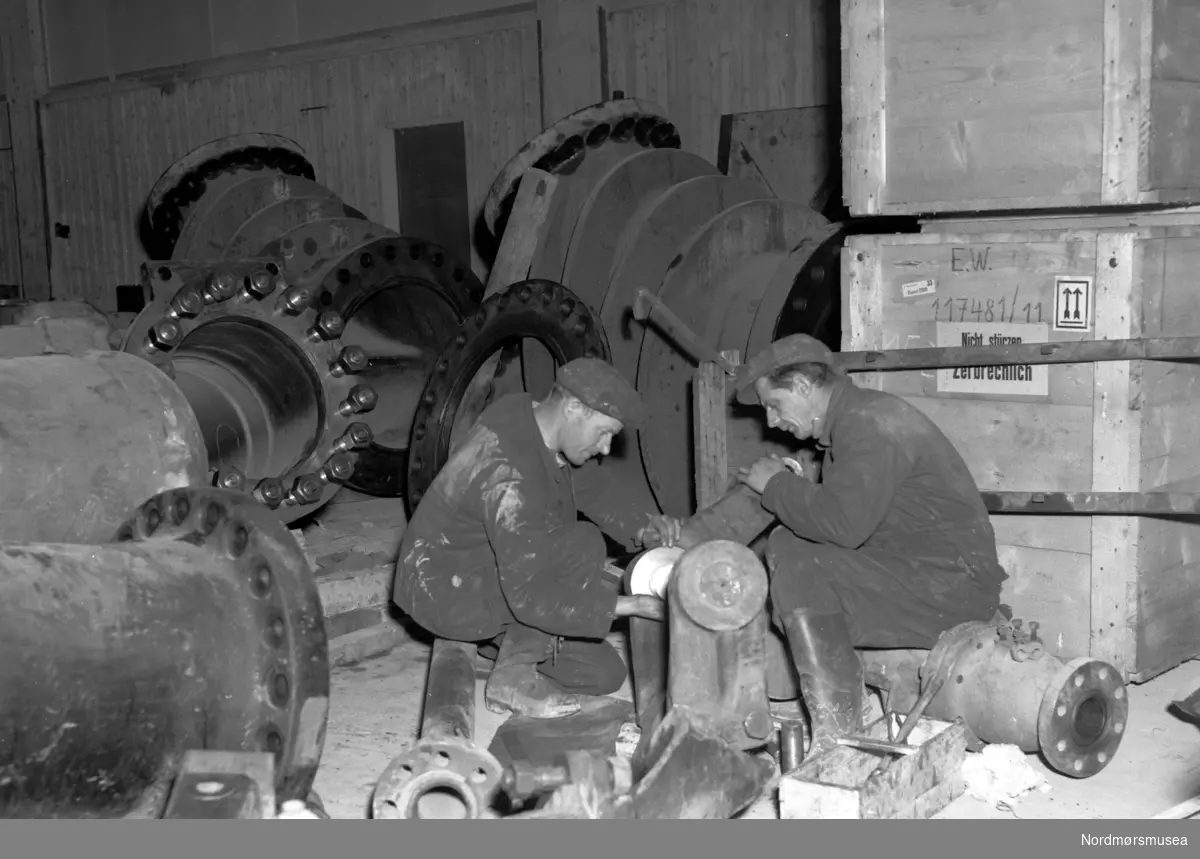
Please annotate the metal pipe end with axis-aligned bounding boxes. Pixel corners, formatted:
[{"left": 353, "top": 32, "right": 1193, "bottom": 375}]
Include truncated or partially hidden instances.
[
  {"left": 372, "top": 739, "right": 503, "bottom": 820},
  {"left": 1036, "top": 657, "right": 1129, "bottom": 778},
  {"left": 671, "top": 539, "right": 768, "bottom": 632}
]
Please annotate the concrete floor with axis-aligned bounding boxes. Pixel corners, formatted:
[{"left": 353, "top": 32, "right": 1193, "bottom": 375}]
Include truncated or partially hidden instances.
[{"left": 311, "top": 633, "right": 1200, "bottom": 820}]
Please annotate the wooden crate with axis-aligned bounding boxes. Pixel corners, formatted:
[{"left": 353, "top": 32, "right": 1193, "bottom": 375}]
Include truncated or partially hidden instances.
[
  {"left": 843, "top": 222, "right": 1200, "bottom": 683},
  {"left": 842, "top": 0, "right": 1200, "bottom": 215},
  {"left": 779, "top": 716, "right": 967, "bottom": 819}
]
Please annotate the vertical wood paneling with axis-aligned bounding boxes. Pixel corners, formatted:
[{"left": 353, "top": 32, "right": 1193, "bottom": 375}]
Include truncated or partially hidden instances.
[
  {"left": 605, "top": 0, "right": 830, "bottom": 165},
  {"left": 0, "top": 148, "right": 22, "bottom": 285},
  {"left": 41, "top": 20, "right": 541, "bottom": 309}
]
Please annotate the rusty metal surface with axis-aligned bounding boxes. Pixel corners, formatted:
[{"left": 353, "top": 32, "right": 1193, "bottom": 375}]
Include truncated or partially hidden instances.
[
  {"left": 840, "top": 335, "right": 1200, "bottom": 373},
  {"left": 0, "top": 487, "right": 328, "bottom": 818},
  {"left": 0, "top": 350, "right": 208, "bottom": 544},
  {"left": 920, "top": 619, "right": 1128, "bottom": 778}
]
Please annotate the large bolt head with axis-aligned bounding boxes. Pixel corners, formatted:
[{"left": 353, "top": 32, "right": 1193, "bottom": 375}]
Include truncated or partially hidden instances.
[
  {"left": 278, "top": 286, "right": 311, "bottom": 314},
  {"left": 246, "top": 269, "right": 277, "bottom": 299},
  {"left": 312, "top": 310, "right": 345, "bottom": 341},
  {"left": 344, "top": 422, "right": 373, "bottom": 449},
  {"left": 331, "top": 345, "right": 368, "bottom": 376},
  {"left": 253, "top": 477, "right": 286, "bottom": 509},
  {"left": 206, "top": 271, "right": 238, "bottom": 302},
  {"left": 216, "top": 466, "right": 246, "bottom": 492},
  {"left": 147, "top": 319, "right": 182, "bottom": 351},
  {"left": 322, "top": 452, "right": 355, "bottom": 484},
  {"left": 290, "top": 474, "right": 324, "bottom": 505},
  {"left": 169, "top": 287, "right": 205, "bottom": 318},
  {"left": 342, "top": 384, "right": 378, "bottom": 415}
]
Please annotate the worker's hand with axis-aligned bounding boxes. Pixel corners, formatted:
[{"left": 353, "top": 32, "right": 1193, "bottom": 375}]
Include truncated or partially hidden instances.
[
  {"left": 614, "top": 595, "right": 665, "bottom": 622},
  {"left": 635, "top": 514, "right": 684, "bottom": 548},
  {"left": 735, "top": 455, "right": 791, "bottom": 494}
]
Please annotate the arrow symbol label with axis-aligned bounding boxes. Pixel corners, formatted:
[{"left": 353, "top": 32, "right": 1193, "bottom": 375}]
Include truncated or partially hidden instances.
[{"left": 1053, "top": 276, "right": 1092, "bottom": 331}]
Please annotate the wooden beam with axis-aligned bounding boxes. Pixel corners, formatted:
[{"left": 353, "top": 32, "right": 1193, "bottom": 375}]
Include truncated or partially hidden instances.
[
  {"left": 694, "top": 350, "right": 739, "bottom": 512},
  {"left": 0, "top": 0, "right": 50, "bottom": 300}
]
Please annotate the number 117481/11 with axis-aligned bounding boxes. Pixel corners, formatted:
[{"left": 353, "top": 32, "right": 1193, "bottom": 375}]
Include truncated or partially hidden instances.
[{"left": 931, "top": 287, "right": 1043, "bottom": 324}]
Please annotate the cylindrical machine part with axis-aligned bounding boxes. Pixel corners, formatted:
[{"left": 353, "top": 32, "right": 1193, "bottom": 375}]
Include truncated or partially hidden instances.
[
  {"left": 922, "top": 620, "right": 1128, "bottom": 778},
  {"left": 0, "top": 487, "right": 329, "bottom": 818},
  {"left": 372, "top": 639, "right": 503, "bottom": 820},
  {"left": 128, "top": 136, "right": 485, "bottom": 520},
  {"left": 0, "top": 351, "right": 208, "bottom": 544},
  {"left": 665, "top": 541, "right": 774, "bottom": 751},
  {"left": 627, "top": 546, "right": 685, "bottom": 597}
]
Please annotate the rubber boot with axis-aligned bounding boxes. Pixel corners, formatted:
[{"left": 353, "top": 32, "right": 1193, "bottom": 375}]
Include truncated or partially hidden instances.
[
  {"left": 779, "top": 608, "right": 864, "bottom": 757},
  {"left": 484, "top": 624, "right": 582, "bottom": 719}
]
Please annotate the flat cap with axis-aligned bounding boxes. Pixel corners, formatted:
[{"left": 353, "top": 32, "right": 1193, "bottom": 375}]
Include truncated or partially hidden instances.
[
  {"left": 557, "top": 357, "right": 647, "bottom": 428},
  {"left": 734, "top": 334, "right": 843, "bottom": 405}
]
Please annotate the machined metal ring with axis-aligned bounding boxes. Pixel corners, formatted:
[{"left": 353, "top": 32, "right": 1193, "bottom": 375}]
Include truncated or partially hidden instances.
[
  {"left": 405, "top": 279, "right": 609, "bottom": 514},
  {"left": 316, "top": 236, "right": 486, "bottom": 497},
  {"left": 121, "top": 259, "right": 378, "bottom": 522},
  {"left": 371, "top": 738, "right": 504, "bottom": 820},
  {"left": 109, "top": 486, "right": 329, "bottom": 808},
  {"left": 1036, "top": 657, "right": 1128, "bottom": 779}
]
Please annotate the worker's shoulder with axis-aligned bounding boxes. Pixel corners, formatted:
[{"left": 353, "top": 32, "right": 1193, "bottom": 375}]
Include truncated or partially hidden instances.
[
  {"left": 476, "top": 392, "right": 535, "bottom": 431},
  {"left": 841, "top": 385, "right": 938, "bottom": 441}
]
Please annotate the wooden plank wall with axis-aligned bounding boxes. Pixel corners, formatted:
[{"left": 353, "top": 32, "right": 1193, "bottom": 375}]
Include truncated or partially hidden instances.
[
  {"left": 603, "top": 0, "right": 834, "bottom": 165},
  {"left": 40, "top": 10, "right": 542, "bottom": 310},
  {"left": 0, "top": 102, "right": 24, "bottom": 286}
]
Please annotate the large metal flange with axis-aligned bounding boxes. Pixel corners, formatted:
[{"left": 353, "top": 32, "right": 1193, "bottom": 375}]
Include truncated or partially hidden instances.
[
  {"left": 483, "top": 97, "right": 681, "bottom": 242},
  {"left": 1036, "top": 657, "right": 1128, "bottom": 778},
  {"left": 405, "top": 279, "right": 609, "bottom": 514},
  {"left": 121, "top": 259, "right": 379, "bottom": 524},
  {"left": 112, "top": 485, "right": 330, "bottom": 805},
  {"left": 316, "top": 236, "right": 485, "bottom": 498},
  {"left": 371, "top": 738, "right": 504, "bottom": 820},
  {"left": 145, "top": 134, "right": 315, "bottom": 260}
]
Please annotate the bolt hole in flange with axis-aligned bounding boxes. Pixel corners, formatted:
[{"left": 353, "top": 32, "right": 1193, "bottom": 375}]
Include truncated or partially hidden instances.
[{"left": 168, "top": 318, "right": 323, "bottom": 477}]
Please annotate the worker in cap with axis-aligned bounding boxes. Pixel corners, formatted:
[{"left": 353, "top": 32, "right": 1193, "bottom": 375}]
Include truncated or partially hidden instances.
[
  {"left": 394, "top": 356, "right": 683, "bottom": 719},
  {"left": 733, "top": 334, "right": 1007, "bottom": 755}
]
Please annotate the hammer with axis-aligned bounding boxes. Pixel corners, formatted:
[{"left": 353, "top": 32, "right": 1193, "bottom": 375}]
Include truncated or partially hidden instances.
[{"left": 632, "top": 288, "right": 738, "bottom": 376}]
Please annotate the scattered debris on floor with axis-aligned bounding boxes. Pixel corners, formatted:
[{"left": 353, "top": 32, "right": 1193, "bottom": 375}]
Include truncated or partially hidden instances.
[{"left": 961, "top": 744, "right": 1052, "bottom": 809}]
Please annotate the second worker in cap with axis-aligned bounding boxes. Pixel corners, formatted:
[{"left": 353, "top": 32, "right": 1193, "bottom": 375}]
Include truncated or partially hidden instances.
[{"left": 393, "top": 357, "right": 683, "bottom": 719}]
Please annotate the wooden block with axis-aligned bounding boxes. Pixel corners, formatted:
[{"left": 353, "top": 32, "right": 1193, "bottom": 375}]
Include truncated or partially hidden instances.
[
  {"left": 844, "top": 221, "right": 1200, "bottom": 682},
  {"left": 779, "top": 716, "right": 967, "bottom": 819},
  {"left": 842, "top": 0, "right": 1200, "bottom": 215},
  {"left": 163, "top": 750, "right": 276, "bottom": 819}
]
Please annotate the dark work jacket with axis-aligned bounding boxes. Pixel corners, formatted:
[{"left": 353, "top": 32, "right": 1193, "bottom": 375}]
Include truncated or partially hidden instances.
[
  {"left": 392, "top": 393, "right": 657, "bottom": 641},
  {"left": 760, "top": 378, "right": 1008, "bottom": 591}
]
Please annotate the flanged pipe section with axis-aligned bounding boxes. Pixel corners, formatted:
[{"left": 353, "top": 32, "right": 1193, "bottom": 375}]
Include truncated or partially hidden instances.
[
  {"left": 0, "top": 350, "right": 208, "bottom": 544},
  {"left": 121, "top": 260, "right": 375, "bottom": 524},
  {"left": 922, "top": 619, "right": 1128, "bottom": 778},
  {"left": 372, "top": 639, "right": 503, "bottom": 820},
  {"left": 0, "top": 487, "right": 329, "bottom": 818},
  {"left": 404, "top": 279, "right": 610, "bottom": 514},
  {"left": 133, "top": 135, "right": 485, "bottom": 507}
]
